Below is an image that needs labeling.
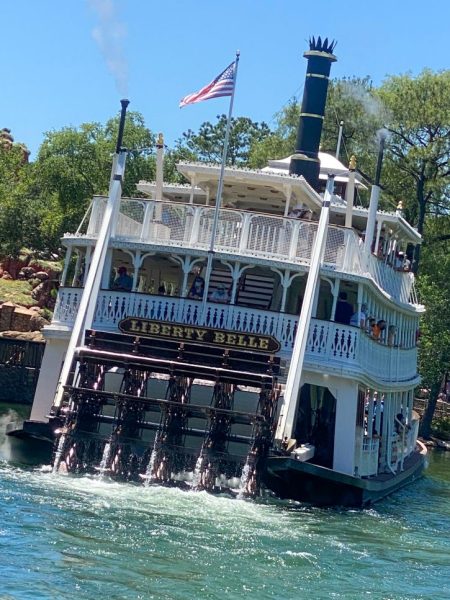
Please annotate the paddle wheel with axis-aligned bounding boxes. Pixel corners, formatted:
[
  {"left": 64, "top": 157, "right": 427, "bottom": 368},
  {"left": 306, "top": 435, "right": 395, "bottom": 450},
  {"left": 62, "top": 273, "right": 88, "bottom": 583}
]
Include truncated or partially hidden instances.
[{"left": 50, "top": 329, "right": 281, "bottom": 497}]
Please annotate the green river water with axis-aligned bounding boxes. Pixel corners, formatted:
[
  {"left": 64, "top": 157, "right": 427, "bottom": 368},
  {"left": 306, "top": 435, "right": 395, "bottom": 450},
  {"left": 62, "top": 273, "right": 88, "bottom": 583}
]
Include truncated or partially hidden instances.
[{"left": 0, "top": 404, "right": 449, "bottom": 600}]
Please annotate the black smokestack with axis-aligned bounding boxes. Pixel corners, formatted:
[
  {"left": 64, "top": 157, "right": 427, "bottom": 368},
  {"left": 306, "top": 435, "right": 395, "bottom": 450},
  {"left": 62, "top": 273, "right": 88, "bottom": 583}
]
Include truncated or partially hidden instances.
[
  {"left": 116, "top": 99, "right": 130, "bottom": 153},
  {"left": 289, "top": 37, "right": 337, "bottom": 190}
]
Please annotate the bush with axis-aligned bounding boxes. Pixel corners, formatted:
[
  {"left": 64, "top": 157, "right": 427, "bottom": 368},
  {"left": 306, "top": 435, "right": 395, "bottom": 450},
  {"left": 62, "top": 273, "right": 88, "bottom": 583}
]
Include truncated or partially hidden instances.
[{"left": 432, "top": 417, "right": 450, "bottom": 441}]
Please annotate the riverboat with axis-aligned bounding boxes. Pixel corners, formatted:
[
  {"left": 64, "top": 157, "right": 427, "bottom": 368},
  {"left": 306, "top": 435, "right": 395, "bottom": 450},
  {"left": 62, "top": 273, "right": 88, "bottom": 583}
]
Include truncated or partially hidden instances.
[{"left": 9, "top": 37, "right": 427, "bottom": 506}]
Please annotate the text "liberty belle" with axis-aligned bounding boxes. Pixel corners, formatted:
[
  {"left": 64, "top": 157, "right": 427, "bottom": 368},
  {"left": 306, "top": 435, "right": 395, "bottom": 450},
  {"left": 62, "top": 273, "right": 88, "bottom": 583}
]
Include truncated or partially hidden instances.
[{"left": 119, "top": 318, "right": 280, "bottom": 352}]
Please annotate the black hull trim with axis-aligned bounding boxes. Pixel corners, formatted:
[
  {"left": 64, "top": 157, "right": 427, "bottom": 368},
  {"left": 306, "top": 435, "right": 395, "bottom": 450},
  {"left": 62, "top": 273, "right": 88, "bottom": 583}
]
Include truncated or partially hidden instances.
[
  {"left": 6, "top": 420, "right": 54, "bottom": 465},
  {"left": 264, "top": 447, "right": 427, "bottom": 508}
]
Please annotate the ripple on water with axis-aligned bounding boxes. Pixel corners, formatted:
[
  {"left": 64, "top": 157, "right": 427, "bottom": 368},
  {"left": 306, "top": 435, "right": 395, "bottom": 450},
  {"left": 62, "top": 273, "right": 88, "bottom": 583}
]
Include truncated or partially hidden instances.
[{"left": 0, "top": 455, "right": 449, "bottom": 599}]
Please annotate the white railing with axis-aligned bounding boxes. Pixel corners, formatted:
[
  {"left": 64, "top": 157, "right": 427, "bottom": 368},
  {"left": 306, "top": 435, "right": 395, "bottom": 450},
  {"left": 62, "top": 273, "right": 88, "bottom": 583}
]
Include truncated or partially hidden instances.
[
  {"left": 358, "top": 437, "right": 380, "bottom": 477},
  {"left": 53, "top": 289, "right": 418, "bottom": 383},
  {"left": 367, "top": 255, "right": 415, "bottom": 304},
  {"left": 74, "top": 197, "right": 416, "bottom": 303}
]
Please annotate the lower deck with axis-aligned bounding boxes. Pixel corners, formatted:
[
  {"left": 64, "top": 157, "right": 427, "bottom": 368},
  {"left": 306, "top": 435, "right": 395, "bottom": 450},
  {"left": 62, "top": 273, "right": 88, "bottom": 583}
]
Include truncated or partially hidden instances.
[{"left": 264, "top": 442, "right": 427, "bottom": 507}]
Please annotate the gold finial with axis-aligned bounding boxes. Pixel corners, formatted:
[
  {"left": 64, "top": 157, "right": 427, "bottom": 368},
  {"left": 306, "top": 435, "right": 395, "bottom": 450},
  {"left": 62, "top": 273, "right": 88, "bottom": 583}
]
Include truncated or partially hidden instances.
[
  {"left": 157, "top": 133, "right": 164, "bottom": 147},
  {"left": 349, "top": 155, "right": 356, "bottom": 170},
  {"left": 397, "top": 200, "right": 403, "bottom": 211}
]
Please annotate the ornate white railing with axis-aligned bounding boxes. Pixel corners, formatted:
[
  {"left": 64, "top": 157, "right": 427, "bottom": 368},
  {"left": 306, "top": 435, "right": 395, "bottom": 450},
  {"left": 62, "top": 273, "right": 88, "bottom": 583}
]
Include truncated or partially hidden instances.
[
  {"left": 75, "top": 197, "right": 416, "bottom": 303},
  {"left": 367, "top": 255, "right": 415, "bottom": 304},
  {"left": 53, "top": 289, "right": 418, "bottom": 383}
]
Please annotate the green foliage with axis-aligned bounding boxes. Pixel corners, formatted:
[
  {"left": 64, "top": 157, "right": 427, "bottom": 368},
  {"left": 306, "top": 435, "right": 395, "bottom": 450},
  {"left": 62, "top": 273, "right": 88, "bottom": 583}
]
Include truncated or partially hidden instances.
[
  {"left": 248, "top": 77, "right": 385, "bottom": 199},
  {"left": 177, "top": 115, "right": 271, "bottom": 166},
  {"left": 417, "top": 215, "right": 450, "bottom": 437},
  {"left": 431, "top": 417, "right": 450, "bottom": 440},
  {"left": 378, "top": 70, "right": 450, "bottom": 234},
  {"left": 0, "top": 144, "right": 34, "bottom": 257}
]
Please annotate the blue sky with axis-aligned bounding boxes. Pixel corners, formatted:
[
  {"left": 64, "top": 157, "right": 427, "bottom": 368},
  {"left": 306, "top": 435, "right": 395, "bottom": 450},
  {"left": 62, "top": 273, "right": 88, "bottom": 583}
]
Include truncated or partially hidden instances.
[{"left": 2, "top": 0, "right": 450, "bottom": 159}]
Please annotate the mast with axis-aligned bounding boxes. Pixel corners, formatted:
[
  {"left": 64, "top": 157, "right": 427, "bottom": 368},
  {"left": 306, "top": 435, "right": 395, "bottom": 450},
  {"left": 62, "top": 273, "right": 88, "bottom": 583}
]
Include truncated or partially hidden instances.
[
  {"left": 52, "top": 99, "right": 130, "bottom": 409},
  {"left": 201, "top": 52, "right": 240, "bottom": 321}
]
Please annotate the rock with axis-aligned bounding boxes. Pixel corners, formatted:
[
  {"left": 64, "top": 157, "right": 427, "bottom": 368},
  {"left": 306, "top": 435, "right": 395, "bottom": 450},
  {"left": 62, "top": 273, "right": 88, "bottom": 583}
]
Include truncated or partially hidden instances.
[
  {"left": 31, "top": 282, "right": 45, "bottom": 300},
  {"left": 0, "top": 330, "right": 45, "bottom": 342},
  {"left": 29, "top": 314, "right": 49, "bottom": 331},
  {"left": 2, "top": 271, "right": 13, "bottom": 280},
  {"left": 34, "top": 271, "right": 49, "bottom": 281},
  {"left": 29, "top": 278, "right": 42, "bottom": 289},
  {"left": 21, "top": 266, "right": 36, "bottom": 278},
  {"left": 430, "top": 436, "right": 450, "bottom": 451}
]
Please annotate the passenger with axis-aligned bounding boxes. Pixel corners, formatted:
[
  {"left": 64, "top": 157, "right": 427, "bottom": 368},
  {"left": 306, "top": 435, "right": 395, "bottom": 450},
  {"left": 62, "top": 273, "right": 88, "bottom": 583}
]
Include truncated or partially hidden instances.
[
  {"left": 394, "top": 251, "right": 405, "bottom": 270},
  {"left": 112, "top": 266, "right": 133, "bottom": 291},
  {"left": 387, "top": 325, "right": 397, "bottom": 346},
  {"left": 158, "top": 284, "right": 166, "bottom": 295},
  {"left": 209, "top": 283, "right": 230, "bottom": 303},
  {"left": 188, "top": 275, "right": 205, "bottom": 300},
  {"left": 334, "top": 292, "right": 353, "bottom": 325},
  {"left": 371, "top": 319, "right": 387, "bottom": 341},
  {"left": 366, "top": 317, "right": 376, "bottom": 335},
  {"left": 350, "top": 303, "right": 367, "bottom": 329},
  {"left": 288, "top": 204, "right": 313, "bottom": 220}
]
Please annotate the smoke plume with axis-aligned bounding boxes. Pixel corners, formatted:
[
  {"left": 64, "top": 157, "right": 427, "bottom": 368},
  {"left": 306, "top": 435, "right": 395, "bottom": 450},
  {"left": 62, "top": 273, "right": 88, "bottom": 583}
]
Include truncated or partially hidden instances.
[
  {"left": 88, "top": 0, "right": 128, "bottom": 96},
  {"left": 340, "top": 80, "right": 388, "bottom": 122}
]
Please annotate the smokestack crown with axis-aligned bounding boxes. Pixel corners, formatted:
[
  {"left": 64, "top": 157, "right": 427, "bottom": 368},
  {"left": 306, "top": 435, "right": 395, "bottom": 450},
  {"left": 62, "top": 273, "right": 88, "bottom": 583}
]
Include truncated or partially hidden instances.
[{"left": 305, "top": 36, "right": 337, "bottom": 58}]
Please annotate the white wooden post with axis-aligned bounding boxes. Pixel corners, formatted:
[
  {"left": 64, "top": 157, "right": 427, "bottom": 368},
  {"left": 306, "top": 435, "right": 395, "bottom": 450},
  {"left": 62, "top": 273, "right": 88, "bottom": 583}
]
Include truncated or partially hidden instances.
[
  {"left": 155, "top": 133, "right": 164, "bottom": 201},
  {"left": 71, "top": 251, "right": 82, "bottom": 287},
  {"left": 53, "top": 149, "right": 127, "bottom": 410},
  {"left": 132, "top": 250, "right": 141, "bottom": 291},
  {"left": 60, "top": 246, "right": 72, "bottom": 287},
  {"left": 276, "top": 176, "right": 335, "bottom": 442},
  {"left": 344, "top": 156, "right": 356, "bottom": 228}
]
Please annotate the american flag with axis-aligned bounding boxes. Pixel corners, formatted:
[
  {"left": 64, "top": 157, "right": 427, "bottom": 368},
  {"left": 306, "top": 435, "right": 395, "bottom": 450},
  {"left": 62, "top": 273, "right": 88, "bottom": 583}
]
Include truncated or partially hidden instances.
[{"left": 179, "top": 61, "right": 236, "bottom": 108}]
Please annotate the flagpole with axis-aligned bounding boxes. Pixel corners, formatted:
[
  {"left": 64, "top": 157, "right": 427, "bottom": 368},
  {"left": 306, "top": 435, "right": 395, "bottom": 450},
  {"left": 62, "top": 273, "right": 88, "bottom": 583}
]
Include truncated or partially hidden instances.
[{"left": 200, "top": 51, "right": 240, "bottom": 324}]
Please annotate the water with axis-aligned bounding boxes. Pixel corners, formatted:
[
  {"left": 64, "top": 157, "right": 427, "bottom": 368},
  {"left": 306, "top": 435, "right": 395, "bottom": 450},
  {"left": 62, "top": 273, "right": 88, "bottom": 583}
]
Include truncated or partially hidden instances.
[{"left": 1, "top": 405, "right": 450, "bottom": 600}]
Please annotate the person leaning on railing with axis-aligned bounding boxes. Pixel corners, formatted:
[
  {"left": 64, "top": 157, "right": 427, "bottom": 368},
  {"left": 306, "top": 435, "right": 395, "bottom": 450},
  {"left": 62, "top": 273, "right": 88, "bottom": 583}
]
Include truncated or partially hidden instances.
[{"left": 112, "top": 266, "right": 133, "bottom": 292}]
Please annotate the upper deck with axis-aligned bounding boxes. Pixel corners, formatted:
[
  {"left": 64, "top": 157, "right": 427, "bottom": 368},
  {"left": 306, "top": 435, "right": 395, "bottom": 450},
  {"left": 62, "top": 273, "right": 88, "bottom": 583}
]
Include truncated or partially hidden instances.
[{"left": 64, "top": 195, "right": 418, "bottom": 307}]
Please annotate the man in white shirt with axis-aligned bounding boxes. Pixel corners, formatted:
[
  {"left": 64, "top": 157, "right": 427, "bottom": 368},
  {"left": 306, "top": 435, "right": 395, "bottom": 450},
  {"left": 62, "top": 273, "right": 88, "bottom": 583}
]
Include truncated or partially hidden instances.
[{"left": 350, "top": 303, "right": 367, "bottom": 329}]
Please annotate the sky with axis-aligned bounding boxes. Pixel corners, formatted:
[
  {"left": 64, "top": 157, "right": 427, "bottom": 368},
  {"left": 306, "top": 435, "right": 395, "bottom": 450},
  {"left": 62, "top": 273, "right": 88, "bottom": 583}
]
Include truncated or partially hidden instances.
[{"left": 2, "top": 0, "right": 450, "bottom": 159}]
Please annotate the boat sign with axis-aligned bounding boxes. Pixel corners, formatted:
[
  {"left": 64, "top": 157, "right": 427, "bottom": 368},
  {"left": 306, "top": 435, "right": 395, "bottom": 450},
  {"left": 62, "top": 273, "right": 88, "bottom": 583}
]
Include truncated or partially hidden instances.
[{"left": 118, "top": 318, "right": 281, "bottom": 353}]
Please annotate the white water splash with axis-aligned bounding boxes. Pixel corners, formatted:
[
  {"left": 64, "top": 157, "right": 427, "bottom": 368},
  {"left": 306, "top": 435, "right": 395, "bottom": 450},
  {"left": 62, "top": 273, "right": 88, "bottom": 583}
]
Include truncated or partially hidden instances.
[
  {"left": 237, "top": 462, "right": 252, "bottom": 499},
  {"left": 143, "top": 450, "right": 156, "bottom": 487},
  {"left": 0, "top": 409, "right": 22, "bottom": 461},
  {"left": 88, "top": 0, "right": 128, "bottom": 96},
  {"left": 52, "top": 433, "right": 67, "bottom": 474},
  {"left": 192, "top": 454, "right": 204, "bottom": 490},
  {"left": 98, "top": 442, "right": 112, "bottom": 477}
]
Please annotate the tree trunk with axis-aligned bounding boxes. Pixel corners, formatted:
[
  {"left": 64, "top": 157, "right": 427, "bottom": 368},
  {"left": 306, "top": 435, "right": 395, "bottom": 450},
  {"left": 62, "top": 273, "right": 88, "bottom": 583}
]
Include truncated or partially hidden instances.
[
  {"left": 419, "top": 379, "right": 441, "bottom": 439},
  {"left": 413, "top": 176, "right": 426, "bottom": 274}
]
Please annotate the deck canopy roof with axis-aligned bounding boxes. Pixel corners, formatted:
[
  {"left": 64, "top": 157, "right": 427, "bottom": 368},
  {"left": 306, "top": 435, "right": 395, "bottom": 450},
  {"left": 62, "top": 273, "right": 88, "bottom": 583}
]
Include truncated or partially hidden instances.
[
  {"left": 139, "top": 162, "right": 322, "bottom": 214},
  {"left": 136, "top": 152, "right": 420, "bottom": 246},
  {"left": 263, "top": 152, "right": 367, "bottom": 187}
]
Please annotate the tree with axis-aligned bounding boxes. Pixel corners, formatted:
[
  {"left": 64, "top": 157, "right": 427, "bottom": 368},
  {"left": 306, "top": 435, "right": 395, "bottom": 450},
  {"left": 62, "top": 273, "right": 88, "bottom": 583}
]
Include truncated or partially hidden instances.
[
  {"left": 249, "top": 77, "right": 385, "bottom": 196},
  {"left": 0, "top": 138, "right": 33, "bottom": 257},
  {"left": 32, "top": 111, "right": 156, "bottom": 253},
  {"left": 378, "top": 70, "right": 450, "bottom": 270},
  {"left": 417, "top": 216, "right": 450, "bottom": 437},
  {"left": 177, "top": 115, "right": 271, "bottom": 166}
]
